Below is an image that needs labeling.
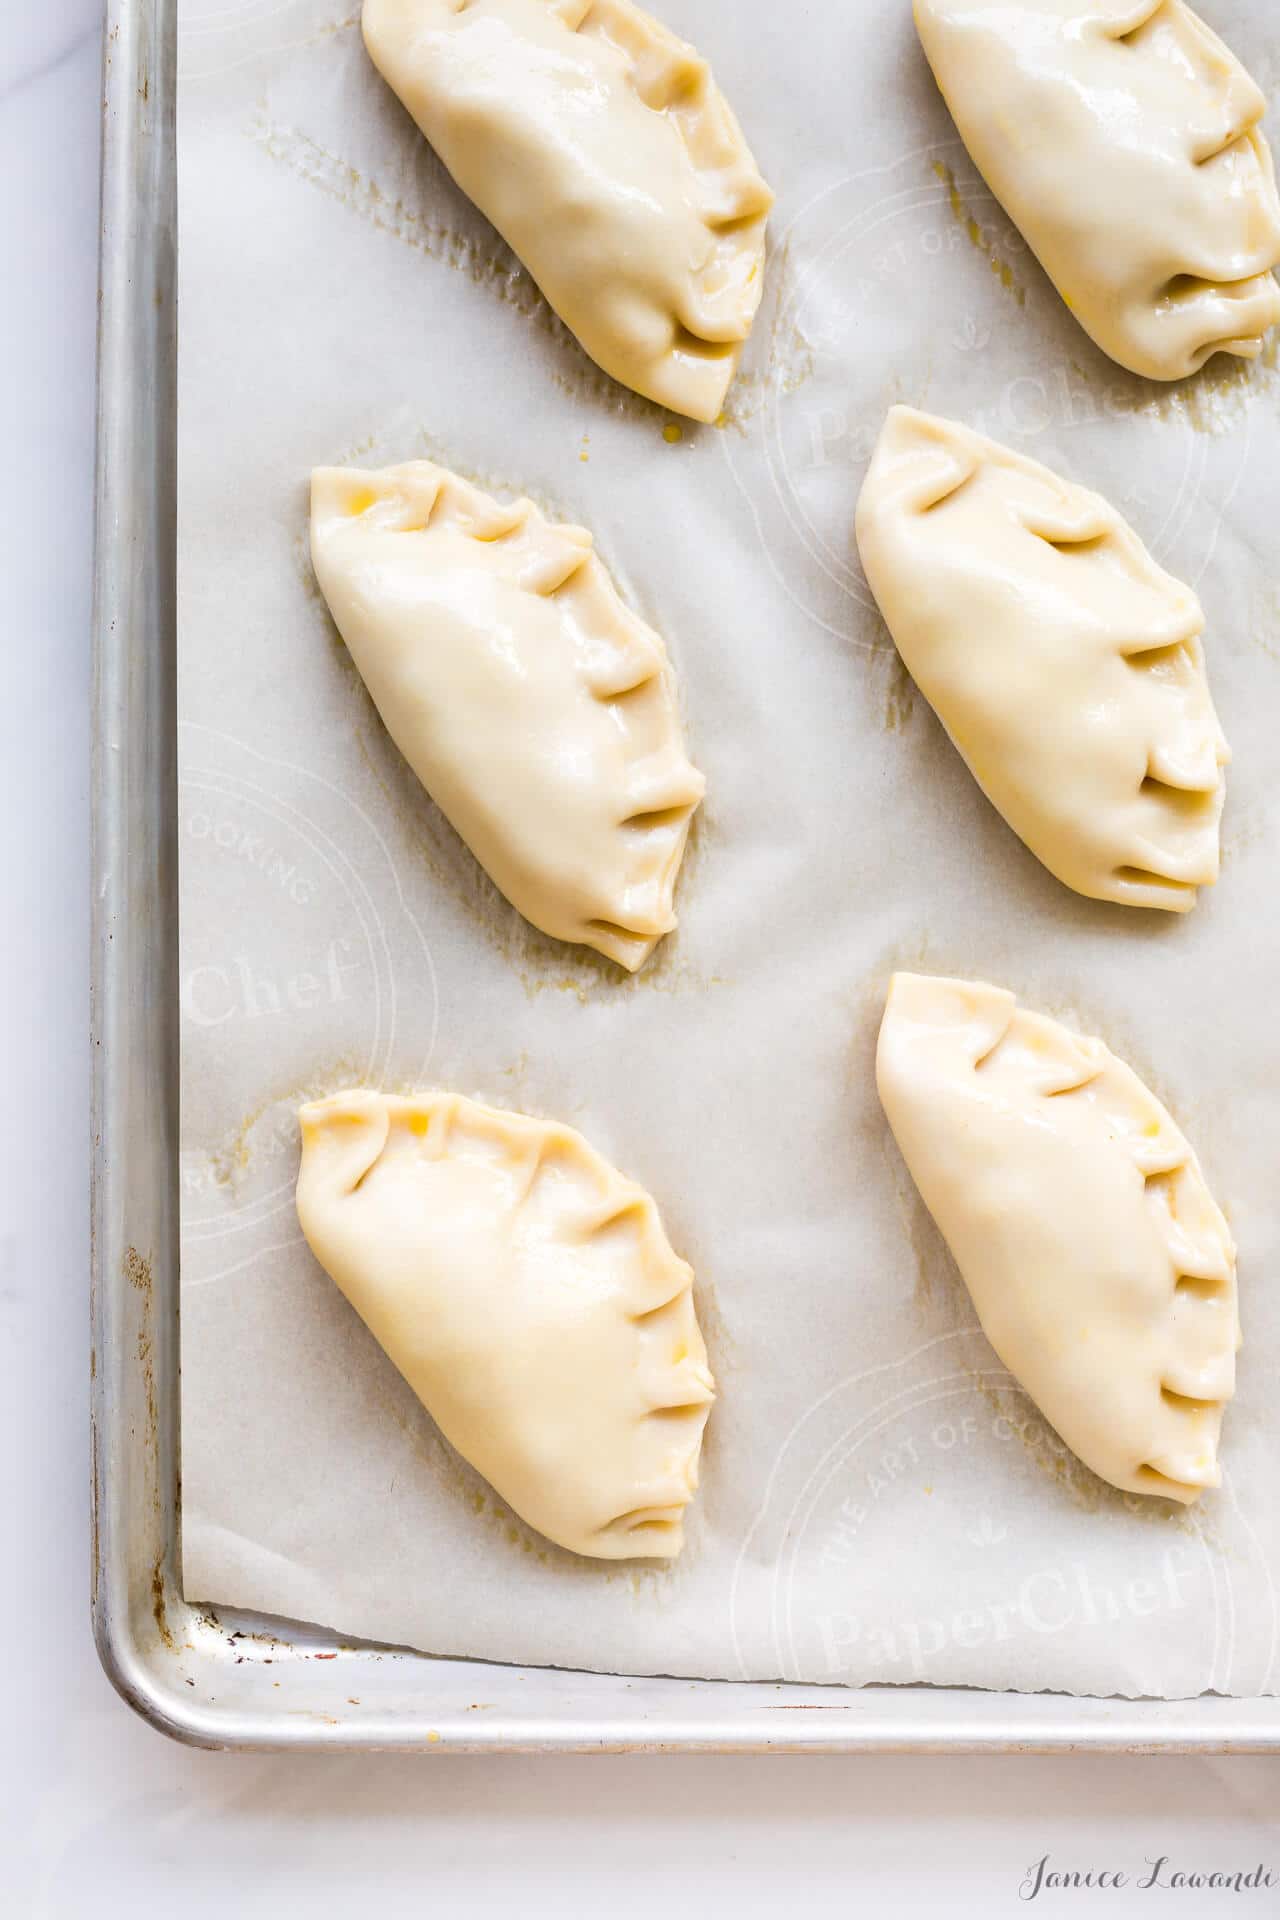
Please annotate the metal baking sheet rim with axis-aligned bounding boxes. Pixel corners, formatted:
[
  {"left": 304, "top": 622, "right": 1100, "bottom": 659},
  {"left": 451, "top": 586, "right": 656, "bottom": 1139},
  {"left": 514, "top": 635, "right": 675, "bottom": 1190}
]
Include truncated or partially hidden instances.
[{"left": 88, "top": 0, "right": 1280, "bottom": 1754}]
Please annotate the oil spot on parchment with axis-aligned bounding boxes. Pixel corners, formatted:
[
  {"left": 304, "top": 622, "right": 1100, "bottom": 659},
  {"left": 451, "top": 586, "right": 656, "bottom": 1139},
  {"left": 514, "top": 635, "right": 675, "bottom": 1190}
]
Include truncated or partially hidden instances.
[
  {"left": 252, "top": 115, "right": 636, "bottom": 417},
  {"left": 1136, "top": 330, "right": 1280, "bottom": 439},
  {"left": 715, "top": 238, "right": 816, "bottom": 437},
  {"left": 932, "top": 160, "right": 1025, "bottom": 307},
  {"left": 970, "top": 1373, "right": 1206, "bottom": 1534},
  {"left": 413, "top": 1422, "right": 613, "bottom": 1581},
  {"left": 880, "top": 651, "right": 917, "bottom": 734},
  {"left": 255, "top": 106, "right": 797, "bottom": 436},
  {"left": 202, "top": 1061, "right": 365, "bottom": 1200},
  {"left": 1058, "top": 330, "right": 1280, "bottom": 442}
]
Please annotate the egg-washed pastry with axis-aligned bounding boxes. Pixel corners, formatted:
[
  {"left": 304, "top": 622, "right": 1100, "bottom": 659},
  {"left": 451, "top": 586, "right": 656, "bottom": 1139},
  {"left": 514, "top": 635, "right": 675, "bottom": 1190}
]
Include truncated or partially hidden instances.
[
  {"left": 296, "top": 1089, "right": 715, "bottom": 1559},
  {"left": 914, "top": 0, "right": 1280, "bottom": 380},
  {"left": 855, "top": 407, "right": 1230, "bottom": 914},
  {"left": 877, "top": 973, "right": 1240, "bottom": 1503},
  {"left": 361, "top": 0, "right": 773, "bottom": 422},
  {"left": 311, "top": 461, "right": 705, "bottom": 970}
]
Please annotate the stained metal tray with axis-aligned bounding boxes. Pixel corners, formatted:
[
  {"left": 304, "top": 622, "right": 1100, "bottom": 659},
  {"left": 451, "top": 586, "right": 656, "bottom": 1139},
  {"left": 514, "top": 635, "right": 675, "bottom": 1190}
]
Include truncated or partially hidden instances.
[{"left": 90, "top": 0, "right": 1280, "bottom": 1751}]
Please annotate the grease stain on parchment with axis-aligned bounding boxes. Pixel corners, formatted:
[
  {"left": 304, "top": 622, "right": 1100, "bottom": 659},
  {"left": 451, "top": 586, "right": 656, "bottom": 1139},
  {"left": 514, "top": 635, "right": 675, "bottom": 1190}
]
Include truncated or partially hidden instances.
[
  {"left": 201, "top": 1060, "right": 366, "bottom": 1199},
  {"left": 253, "top": 115, "right": 652, "bottom": 417},
  {"left": 1135, "top": 330, "right": 1280, "bottom": 438},
  {"left": 253, "top": 114, "right": 547, "bottom": 324},
  {"left": 932, "top": 160, "right": 1025, "bottom": 306},
  {"left": 257, "top": 107, "right": 809, "bottom": 436},
  {"left": 395, "top": 1411, "right": 629, "bottom": 1580},
  {"left": 967, "top": 1372, "right": 1206, "bottom": 1529},
  {"left": 880, "top": 651, "right": 917, "bottom": 734},
  {"left": 1035, "top": 325, "right": 1279, "bottom": 441},
  {"left": 715, "top": 238, "right": 816, "bottom": 436}
]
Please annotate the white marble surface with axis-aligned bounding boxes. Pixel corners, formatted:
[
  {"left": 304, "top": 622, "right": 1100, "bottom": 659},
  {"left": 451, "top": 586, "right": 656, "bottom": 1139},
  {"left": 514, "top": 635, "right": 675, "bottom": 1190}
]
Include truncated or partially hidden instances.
[{"left": 2, "top": 4, "right": 1278, "bottom": 1913}]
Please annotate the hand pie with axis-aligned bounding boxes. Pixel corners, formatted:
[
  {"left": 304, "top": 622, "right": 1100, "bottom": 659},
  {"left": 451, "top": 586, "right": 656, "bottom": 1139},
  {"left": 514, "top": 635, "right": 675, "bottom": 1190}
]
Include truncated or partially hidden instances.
[
  {"left": 311, "top": 461, "right": 705, "bottom": 970},
  {"left": 855, "top": 407, "right": 1230, "bottom": 913},
  {"left": 877, "top": 973, "right": 1240, "bottom": 1503},
  {"left": 296, "top": 1090, "right": 715, "bottom": 1559},
  {"left": 361, "top": 0, "right": 773, "bottom": 421},
  {"left": 914, "top": 0, "right": 1280, "bottom": 380}
]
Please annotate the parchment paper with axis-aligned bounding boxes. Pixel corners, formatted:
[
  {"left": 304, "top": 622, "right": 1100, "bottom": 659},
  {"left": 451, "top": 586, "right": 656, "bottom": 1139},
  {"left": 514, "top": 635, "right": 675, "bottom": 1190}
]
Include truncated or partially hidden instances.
[{"left": 177, "top": 0, "right": 1280, "bottom": 1696}]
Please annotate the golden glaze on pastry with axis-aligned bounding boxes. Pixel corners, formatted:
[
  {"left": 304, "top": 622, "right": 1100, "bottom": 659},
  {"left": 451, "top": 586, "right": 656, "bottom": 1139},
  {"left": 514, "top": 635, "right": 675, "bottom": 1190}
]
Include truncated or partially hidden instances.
[
  {"left": 915, "top": 0, "right": 1280, "bottom": 379},
  {"left": 856, "top": 407, "right": 1230, "bottom": 913},
  {"left": 297, "top": 1089, "right": 715, "bottom": 1559},
  {"left": 311, "top": 461, "right": 705, "bottom": 969}
]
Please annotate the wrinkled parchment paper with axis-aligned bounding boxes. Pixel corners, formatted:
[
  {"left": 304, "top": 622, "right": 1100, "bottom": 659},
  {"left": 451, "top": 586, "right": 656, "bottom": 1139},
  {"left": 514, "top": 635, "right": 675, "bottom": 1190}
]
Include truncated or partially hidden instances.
[{"left": 178, "top": 0, "right": 1280, "bottom": 1696}]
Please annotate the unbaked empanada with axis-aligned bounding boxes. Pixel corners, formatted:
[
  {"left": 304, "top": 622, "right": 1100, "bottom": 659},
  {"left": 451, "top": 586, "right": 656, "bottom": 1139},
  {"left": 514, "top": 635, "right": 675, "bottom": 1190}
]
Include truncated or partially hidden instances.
[
  {"left": 311, "top": 461, "right": 705, "bottom": 969},
  {"left": 914, "top": 0, "right": 1280, "bottom": 380},
  {"left": 877, "top": 973, "right": 1239, "bottom": 1503},
  {"left": 855, "top": 407, "right": 1230, "bottom": 913},
  {"left": 296, "top": 1089, "right": 715, "bottom": 1559},
  {"left": 361, "top": 0, "right": 773, "bottom": 421}
]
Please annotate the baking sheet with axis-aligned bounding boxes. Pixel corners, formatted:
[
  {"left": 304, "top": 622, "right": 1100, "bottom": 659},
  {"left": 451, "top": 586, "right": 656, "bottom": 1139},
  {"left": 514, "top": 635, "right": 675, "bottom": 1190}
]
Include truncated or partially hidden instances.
[{"left": 177, "top": 0, "right": 1280, "bottom": 1697}]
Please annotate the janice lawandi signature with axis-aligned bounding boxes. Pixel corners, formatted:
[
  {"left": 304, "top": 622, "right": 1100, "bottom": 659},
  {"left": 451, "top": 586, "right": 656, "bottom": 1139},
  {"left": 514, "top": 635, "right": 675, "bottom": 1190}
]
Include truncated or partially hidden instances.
[{"left": 1020, "top": 1855, "right": 1278, "bottom": 1900}]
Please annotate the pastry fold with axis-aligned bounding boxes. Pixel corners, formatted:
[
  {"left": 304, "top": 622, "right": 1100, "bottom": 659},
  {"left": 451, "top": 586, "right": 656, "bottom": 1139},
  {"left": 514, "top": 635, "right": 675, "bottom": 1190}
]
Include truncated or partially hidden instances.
[
  {"left": 363, "top": 0, "right": 773, "bottom": 419},
  {"left": 878, "top": 973, "right": 1240, "bottom": 1503},
  {"left": 297, "top": 1089, "right": 715, "bottom": 1559},
  {"left": 856, "top": 407, "right": 1230, "bottom": 913},
  {"left": 311, "top": 461, "right": 705, "bottom": 969},
  {"left": 915, "top": 0, "right": 1280, "bottom": 379}
]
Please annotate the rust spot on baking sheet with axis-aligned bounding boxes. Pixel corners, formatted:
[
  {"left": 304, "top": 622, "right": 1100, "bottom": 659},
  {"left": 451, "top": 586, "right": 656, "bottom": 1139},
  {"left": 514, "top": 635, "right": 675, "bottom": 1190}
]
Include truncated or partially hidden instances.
[
  {"left": 124, "top": 1245, "right": 150, "bottom": 1293},
  {"left": 151, "top": 1552, "right": 176, "bottom": 1652},
  {"left": 90, "top": 1423, "right": 101, "bottom": 1606},
  {"left": 124, "top": 1247, "right": 163, "bottom": 1520}
]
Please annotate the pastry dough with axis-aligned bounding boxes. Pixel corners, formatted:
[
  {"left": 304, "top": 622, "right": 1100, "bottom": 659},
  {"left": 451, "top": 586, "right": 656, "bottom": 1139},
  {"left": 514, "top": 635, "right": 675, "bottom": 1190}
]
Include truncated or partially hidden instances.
[
  {"left": 296, "top": 1089, "right": 715, "bottom": 1559},
  {"left": 914, "top": 0, "right": 1280, "bottom": 380},
  {"left": 855, "top": 407, "right": 1230, "bottom": 913},
  {"left": 361, "top": 0, "right": 773, "bottom": 421},
  {"left": 877, "top": 973, "right": 1239, "bottom": 1503},
  {"left": 311, "top": 461, "right": 705, "bottom": 969}
]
